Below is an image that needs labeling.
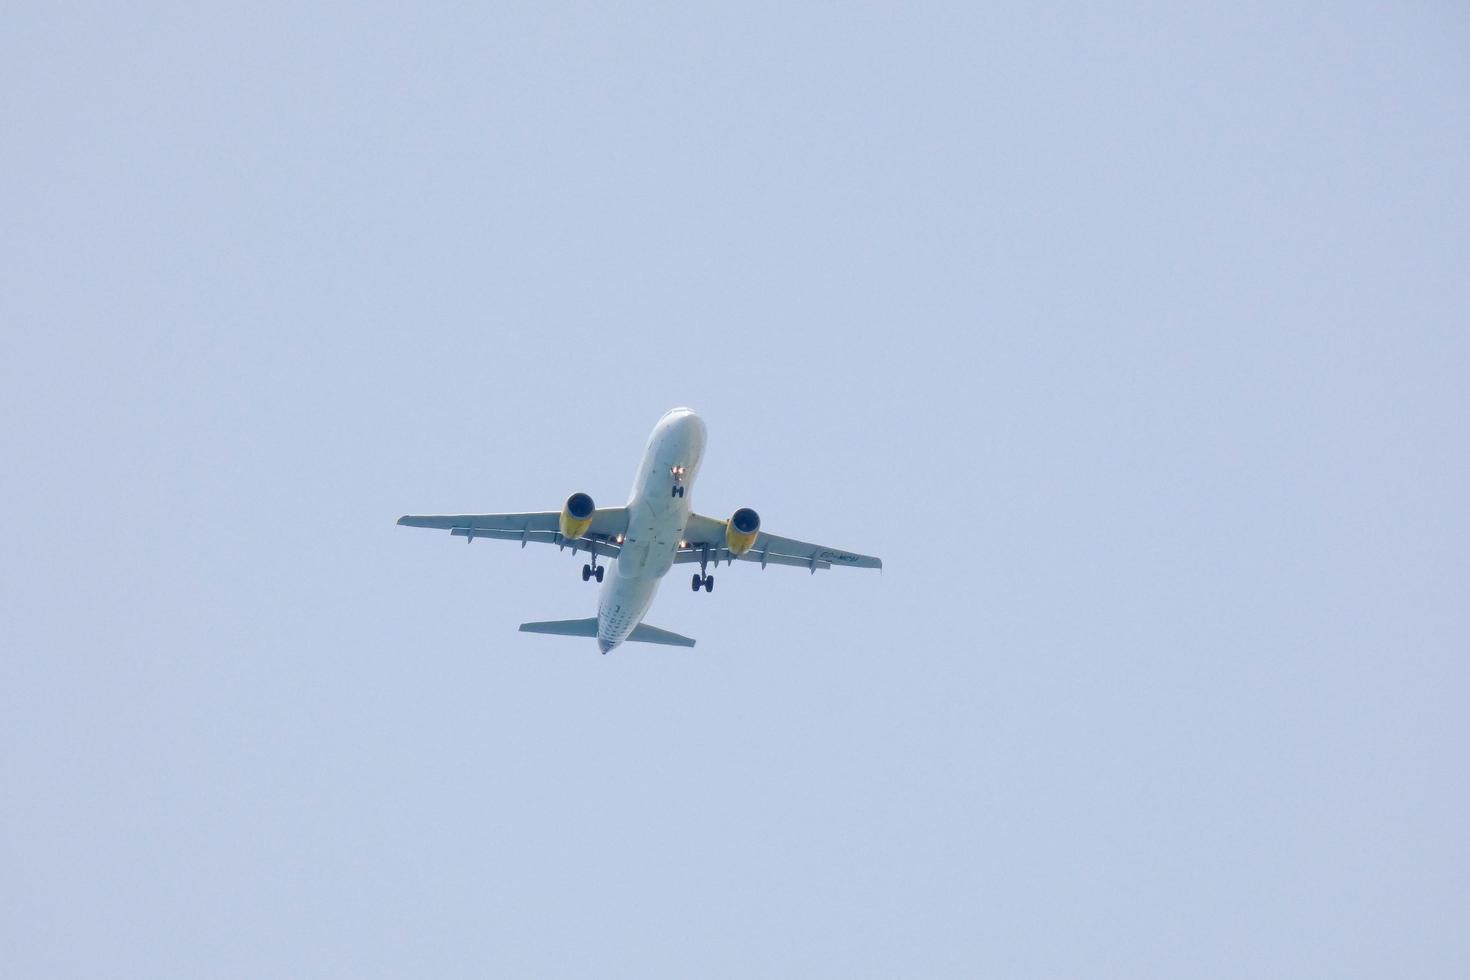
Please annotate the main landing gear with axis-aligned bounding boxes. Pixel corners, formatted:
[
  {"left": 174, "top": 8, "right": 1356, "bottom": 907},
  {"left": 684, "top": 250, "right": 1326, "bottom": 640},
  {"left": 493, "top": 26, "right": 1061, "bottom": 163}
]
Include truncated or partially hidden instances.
[
  {"left": 691, "top": 543, "right": 712, "bottom": 592},
  {"left": 582, "top": 552, "right": 604, "bottom": 583}
]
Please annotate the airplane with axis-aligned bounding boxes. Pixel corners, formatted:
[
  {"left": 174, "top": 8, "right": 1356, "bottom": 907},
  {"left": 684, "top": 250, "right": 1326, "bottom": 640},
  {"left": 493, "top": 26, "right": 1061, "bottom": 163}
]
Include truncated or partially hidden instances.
[{"left": 397, "top": 407, "right": 881, "bottom": 653}]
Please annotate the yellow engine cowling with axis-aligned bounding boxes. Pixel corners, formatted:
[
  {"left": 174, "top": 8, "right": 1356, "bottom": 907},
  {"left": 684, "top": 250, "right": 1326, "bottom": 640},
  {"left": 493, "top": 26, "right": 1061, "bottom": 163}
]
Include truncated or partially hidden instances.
[
  {"left": 560, "top": 492, "right": 596, "bottom": 539},
  {"left": 725, "top": 508, "right": 761, "bottom": 555}
]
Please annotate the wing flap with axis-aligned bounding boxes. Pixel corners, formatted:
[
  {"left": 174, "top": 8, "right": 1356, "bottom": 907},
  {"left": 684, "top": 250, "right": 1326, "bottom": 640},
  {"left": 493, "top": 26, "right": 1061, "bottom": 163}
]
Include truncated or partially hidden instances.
[
  {"left": 399, "top": 508, "right": 629, "bottom": 555},
  {"left": 673, "top": 550, "right": 831, "bottom": 571},
  {"left": 762, "top": 536, "right": 882, "bottom": 570},
  {"left": 448, "top": 527, "right": 620, "bottom": 559}
]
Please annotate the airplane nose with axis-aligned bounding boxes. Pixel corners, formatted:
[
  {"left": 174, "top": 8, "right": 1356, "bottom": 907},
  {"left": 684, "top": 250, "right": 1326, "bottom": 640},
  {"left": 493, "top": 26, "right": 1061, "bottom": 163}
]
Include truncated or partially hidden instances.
[{"left": 677, "top": 410, "right": 706, "bottom": 439}]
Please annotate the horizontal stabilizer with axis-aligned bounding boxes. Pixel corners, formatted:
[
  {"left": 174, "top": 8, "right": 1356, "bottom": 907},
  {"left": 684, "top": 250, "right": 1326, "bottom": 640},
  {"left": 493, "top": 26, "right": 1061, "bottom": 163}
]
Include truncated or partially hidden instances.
[
  {"left": 517, "top": 618, "right": 696, "bottom": 648},
  {"left": 518, "top": 618, "right": 599, "bottom": 638},
  {"left": 627, "top": 623, "right": 696, "bottom": 647}
]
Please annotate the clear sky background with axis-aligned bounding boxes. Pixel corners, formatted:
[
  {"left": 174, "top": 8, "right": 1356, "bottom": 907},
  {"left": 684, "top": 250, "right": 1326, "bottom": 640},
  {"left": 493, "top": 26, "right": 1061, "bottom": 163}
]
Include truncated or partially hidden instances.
[{"left": 3, "top": 3, "right": 1468, "bottom": 977}]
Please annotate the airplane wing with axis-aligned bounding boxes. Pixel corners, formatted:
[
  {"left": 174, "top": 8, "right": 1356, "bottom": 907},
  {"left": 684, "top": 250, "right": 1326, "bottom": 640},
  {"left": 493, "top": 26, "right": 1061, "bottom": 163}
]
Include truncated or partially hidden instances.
[
  {"left": 677, "top": 513, "right": 882, "bottom": 573},
  {"left": 397, "top": 509, "right": 629, "bottom": 559}
]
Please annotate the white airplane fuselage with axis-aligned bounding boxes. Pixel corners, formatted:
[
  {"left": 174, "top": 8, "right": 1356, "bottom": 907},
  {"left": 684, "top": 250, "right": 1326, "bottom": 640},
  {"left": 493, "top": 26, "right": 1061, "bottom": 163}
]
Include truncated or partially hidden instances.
[{"left": 595, "top": 408, "right": 707, "bottom": 652}]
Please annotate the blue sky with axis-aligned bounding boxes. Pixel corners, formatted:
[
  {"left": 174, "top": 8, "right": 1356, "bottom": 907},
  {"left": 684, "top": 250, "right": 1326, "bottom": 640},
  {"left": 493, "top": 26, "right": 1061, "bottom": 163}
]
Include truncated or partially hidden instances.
[{"left": 3, "top": 3, "right": 1468, "bottom": 976}]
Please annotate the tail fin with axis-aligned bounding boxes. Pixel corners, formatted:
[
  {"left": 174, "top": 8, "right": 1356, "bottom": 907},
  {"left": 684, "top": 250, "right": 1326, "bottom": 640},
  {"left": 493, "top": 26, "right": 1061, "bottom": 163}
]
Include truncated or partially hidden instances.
[{"left": 518, "top": 618, "right": 598, "bottom": 638}]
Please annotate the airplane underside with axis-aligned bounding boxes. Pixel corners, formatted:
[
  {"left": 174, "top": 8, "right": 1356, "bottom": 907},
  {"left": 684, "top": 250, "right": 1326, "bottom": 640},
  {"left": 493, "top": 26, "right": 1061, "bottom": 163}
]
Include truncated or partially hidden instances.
[{"left": 397, "top": 408, "right": 881, "bottom": 654}]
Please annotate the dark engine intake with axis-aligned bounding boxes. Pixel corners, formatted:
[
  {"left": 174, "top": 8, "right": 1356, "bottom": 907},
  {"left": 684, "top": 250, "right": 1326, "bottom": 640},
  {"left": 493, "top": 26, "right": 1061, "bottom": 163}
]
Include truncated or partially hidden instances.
[
  {"left": 560, "top": 492, "right": 596, "bottom": 539},
  {"left": 726, "top": 507, "right": 761, "bottom": 554}
]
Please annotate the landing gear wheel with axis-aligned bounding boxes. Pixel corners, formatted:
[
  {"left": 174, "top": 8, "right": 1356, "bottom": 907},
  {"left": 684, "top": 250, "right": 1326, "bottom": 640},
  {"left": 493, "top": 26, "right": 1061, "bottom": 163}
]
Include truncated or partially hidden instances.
[
  {"left": 692, "top": 573, "right": 702, "bottom": 592},
  {"left": 582, "top": 564, "right": 592, "bottom": 582},
  {"left": 594, "top": 566, "right": 605, "bottom": 582},
  {"left": 704, "top": 575, "right": 714, "bottom": 593}
]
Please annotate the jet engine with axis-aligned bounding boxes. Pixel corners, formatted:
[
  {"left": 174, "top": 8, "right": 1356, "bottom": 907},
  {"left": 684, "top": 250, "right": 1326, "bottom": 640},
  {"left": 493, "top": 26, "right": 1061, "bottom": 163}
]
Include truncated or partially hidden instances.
[
  {"left": 725, "top": 507, "right": 761, "bottom": 555},
  {"left": 560, "top": 492, "right": 596, "bottom": 539}
]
